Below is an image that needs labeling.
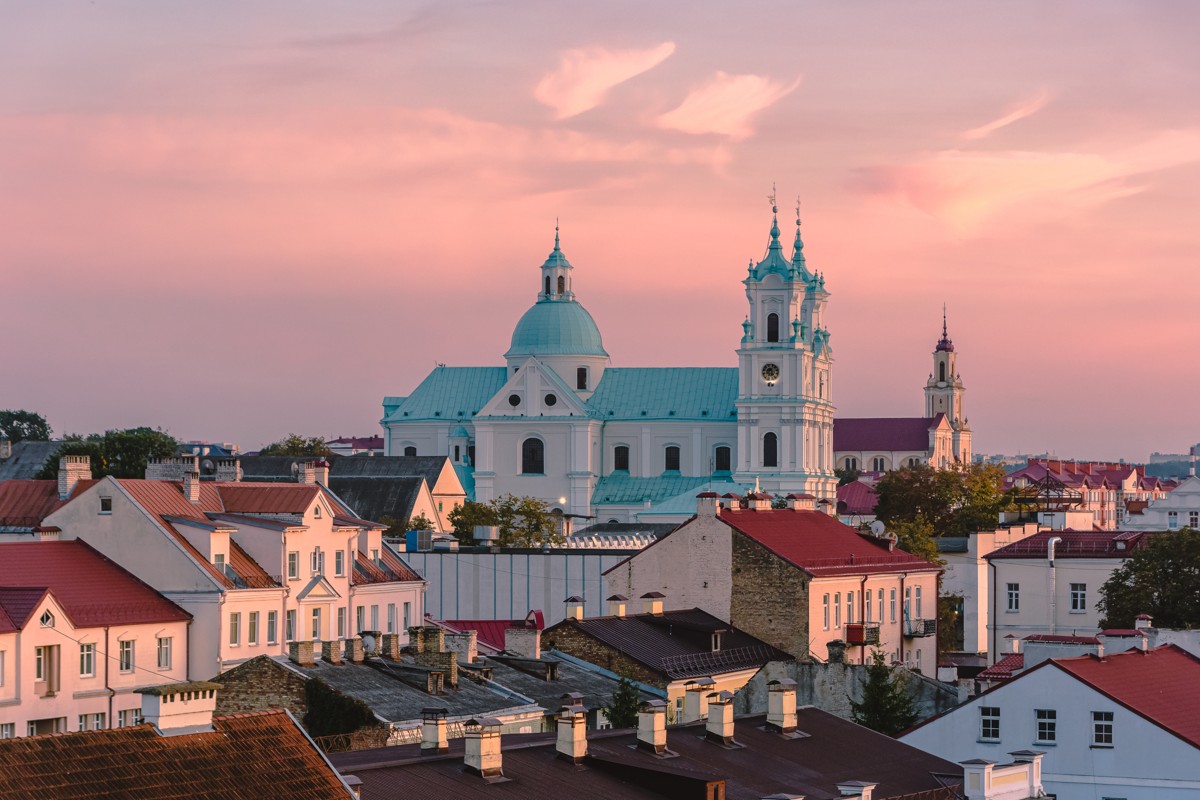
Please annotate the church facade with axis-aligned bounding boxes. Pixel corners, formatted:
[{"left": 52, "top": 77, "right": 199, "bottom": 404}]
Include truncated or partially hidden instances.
[{"left": 382, "top": 205, "right": 969, "bottom": 522}]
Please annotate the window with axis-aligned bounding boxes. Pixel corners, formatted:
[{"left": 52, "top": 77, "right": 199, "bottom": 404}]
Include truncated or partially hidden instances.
[
  {"left": 0, "top": 724, "right": 13, "bottom": 739},
  {"left": 613, "top": 445, "right": 630, "bottom": 472},
  {"left": 287, "top": 552, "right": 299, "bottom": 580},
  {"left": 939, "top": 362, "right": 946, "bottom": 382},
  {"left": 454, "top": 445, "right": 461, "bottom": 462},
  {"left": 117, "top": 710, "right": 137, "bottom": 728},
  {"left": 77, "top": 643, "right": 95, "bottom": 677},
  {"left": 99, "top": 496, "right": 112, "bottom": 513},
  {"left": 311, "top": 547, "right": 324, "bottom": 575},
  {"left": 714, "top": 446, "right": 731, "bottom": 473},
  {"left": 577, "top": 367, "right": 588, "bottom": 391},
  {"left": 521, "top": 438, "right": 544, "bottom": 474},
  {"left": 337, "top": 607, "right": 346, "bottom": 638},
  {"left": 403, "top": 602, "right": 412, "bottom": 630},
  {"left": 0, "top": 650, "right": 4, "bottom": 687},
  {"left": 1168, "top": 511, "right": 1178, "bottom": 530},
  {"left": 267, "top": 611, "right": 278, "bottom": 644},
  {"left": 1092, "top": 711, "right": 1114, "bottom": 746},
  {"left": 822, "top": 594, "right": 830, "bottom": 629},
  {"left": 979, "top": 706, "right": 1000, "bottom": 741},
  {"left": 834, "top": 592, "right": 842, "bottom": 628},
  {"left": 766, "top": 312, "right": 780, "bottom": 342},
  {"left": 544, "top": 275, "right": 550, "bottom": 295},
  {"left": 846, "top": 592, "right": 855, "bottom": 624},
  {"left": 665, "top": 446, "right": 680, "bottom": 472},
  {"left": 904, "top": 586, "right": 912, "bottom": 620},
  {"left": 890, "top": 589, "right": 897, "bottom": 622},
  {"left": 1035, "top": 709, "right": 1056, "bottom": 744},
  {"left": 311, "top": 608, "right": 321, "bottom": 640},
  {"left": 1070, "top": 583, "right": 1087, "bottom": 613},
  {"left": 878, "top": 590, "right": 884, "bottom": 623},
  {"left": 915, "top": 586, "right": 923, "bottom": 618},
  {"left": 872, "top": 457, "right": 886, "bottom": 472},
  {"left": 865, "top": 589, "right": 873, "bottom": 622},
  {"left": 557, "top": 275, "right": 565, "bottom": 294},
  {"left": 248, "top": 612, "right": 259, "bottom": 646},
  {"left": 40, "top": 610, "right": 54, "bottom": 628},
  {"left": 229, "top": 612, "right": 241, "bottom": 646},
  {"left": 1006, "top": 583, "right": 1020, "bottom": 612},
  {"left": 119, "top": 640, "right": 134, "bottom": 673},
  {"left": 370, "top": 548, "right": 379, "bottom": 562},
  {"left": 387, "top": 603, "right": 396, "bottom": 634},
  {"left": 356, "top": 606, "right": 365, "bottom": 632},
  {"left": 214, "top": 553, "right": 226, "bottom": 576},
  {"left": 763, "top": 432, "right": 778, "bottom": 468},
  {"left": 285, "top": 610, "right": 296, "bottom": 642},
  {"left": 403, "top": 446, "right": 417, "bottom": 457},
  {"left": 370, "top": 605, "right": 379, "bottom": 631},
  {"left": 1191, "top": 511, "right": 1199, "bottom": 528},
  {"left": 314, "top": 505, "right": 322, "bottom": 519},
  {"left": 79, "top": 713, "right": 105, "bottom": 731},
  {"left": 844, "top": 456, "right": 858, "bottom": 471},
  {"left": 157, "top": 637, "right": 172, "bottom": 670}
]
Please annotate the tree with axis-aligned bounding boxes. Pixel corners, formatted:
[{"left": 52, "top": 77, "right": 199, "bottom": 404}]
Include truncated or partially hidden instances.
[
  {"left": 406, "top": 513, "right": 434, "bottom": 531},
  {"left": 448, "top": 500, "right": 497, "bottom": 544},
  {"left": 874, "top": 463, "right": 1012, "bottom": 536},
  {"left": 0, "top": 410, "right": 52, "bottom": 443},
  {"left": 36, "top": 427, "right": 179, "bottom": 479},
  {"left": 888, "top": 515, "right": 945, "bottom": 566},
  {"left": 1099, "top": 528, "right": 1200, "bottom": 629},
  {"left": 834, "top": 465, "right": 860, "bottom": 487},
  {"left": 849, "top": 650, "right": 918, "bottom": 736},
  {"left": 259, "top": 434, "right": 332, "bottom": 457},
  {"left": 603, "top": 674, "right": 642, "bottom": 729},
  {"left": 492, "top": 494, "right": 563, "bottom": 548}
]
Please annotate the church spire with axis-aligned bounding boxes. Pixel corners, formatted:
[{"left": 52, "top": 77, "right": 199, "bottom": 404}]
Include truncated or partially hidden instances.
[
  {"left": 753, "top": 184, "right": 790, "bottom": 277},
  {"left": 936, "top": 304, "right": 955, "bottom": 352},
  {"left": 791, "top": 196, "right": 811, "bottom": 280},
  {"left": 767, "top": 183, "right": 782, "bottom": 252}
]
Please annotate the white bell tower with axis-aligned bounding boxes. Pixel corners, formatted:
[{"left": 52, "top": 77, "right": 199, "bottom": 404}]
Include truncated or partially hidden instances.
[{"left": 925, "top": 307, "right": 972, "bottom": 462}]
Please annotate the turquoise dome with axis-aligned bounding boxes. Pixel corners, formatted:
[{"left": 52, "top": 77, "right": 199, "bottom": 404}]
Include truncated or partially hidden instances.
[{"left": 505, "top": 300, "right": 608, "bottom": 358}]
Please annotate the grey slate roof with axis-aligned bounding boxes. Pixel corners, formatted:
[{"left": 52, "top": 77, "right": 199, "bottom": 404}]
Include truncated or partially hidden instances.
[
  {"left": 333, "top": 456, "right": 452, "bottom": 489},
  {"left": 0, "top": 441, "right": 62, "bottom": 481},
  {"left": 329, "top": 476, "right": 425, "bottom": 526},
  {"left": 482, "top": 654, "right": 659, "bottom": 713}
]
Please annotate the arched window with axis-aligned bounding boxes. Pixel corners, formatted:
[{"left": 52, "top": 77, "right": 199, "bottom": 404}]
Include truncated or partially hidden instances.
[
  {"left": 403, "top": 446, "right": 417, "bottom": 457},
  {"left": 767, "top": 313, "right": 780, "bottom": 342},
  {"left": 577, "top": 367, "right": 588, "bottom": 390},
  {"left": 665, "top": 446, "right": 681, "bottom": 472},
  {"left": 613, "top": 445, "right": 630, "bottom": 472},
  {"left": 521, "top": 438, "right": 545, "bottom": 474},
  {"left": 939, "top": 362, "right": 946, "bottom": 382},
  {"left": 557, "top": 275, "right": 565, "bottom": 294},
  {"left": 763, "top": 433, "right": 778, "bottom": 467},
  {"left": 872, "top": 456, "right": 887, "bottom": 472},
  {"left": 908, "top": 457, "right": 921, "bottom": 467},
  {"left": 714, "top": 446, "right": 731, "bottom": 473},
  {"left": 544, "top": 276, "right": 551, "bottom": 295},
  {"left": 845, "top": 457, "right": 858, "bottom": 471}
]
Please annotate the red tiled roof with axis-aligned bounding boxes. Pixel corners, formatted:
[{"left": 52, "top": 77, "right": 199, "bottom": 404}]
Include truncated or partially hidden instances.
[
  {"left": 718, "top": 508, "right": 941, "bottom": 577},
  {"left": 116, "top": 480, "right": 236, "bottom": 588},
  {"left": 0, "top": 540, "right": 190, "bottom": 631},
  {"left": 228, "top": 541, "right": 279, "bottom": 589},
  {"left": 351, "top": 549, "right": 423, "bottom": 586},
  {"left": 0, "top": 710, "right": 351, "bottom": 799},
  {"left": 216, "top": 483, "right": 320, "bottom": 514},
  {"left": 0, "top": 587, "right": 51, "bottom": 633},
  {"left": 1052, "top": 644, "right": 1200, "bottom": 750},
  {"left": 1025, "top": 634, "right": 1100, "bottom": 645},
  {"left": 987, "top": 529, "right": 1156, "bottom": 560},
  {"left": 441, "top": 612, "right": 546, "bottom": 652},
  {"left": 836, "top": 480, "right": 878, "bottom": 516},
  {"left": 976, "top": 652, "right": 1024, "bottom": 683},
  {"left": 0, "top": 479, "right": 95, "bottom": 528},
  {"left": 833, "top": 416, "right": 944, "bottom": 452}
]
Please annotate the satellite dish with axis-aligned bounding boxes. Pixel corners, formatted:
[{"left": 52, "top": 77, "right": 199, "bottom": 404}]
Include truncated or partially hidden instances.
[
  {"left": 201, "top": 459, "right": 215, "bottom": 472},
  {"left": 869, "top": 520, "right": 886, "bottom": 537},
  {"left": 290, "top": 463, "right": 300, "bottom": 477}
]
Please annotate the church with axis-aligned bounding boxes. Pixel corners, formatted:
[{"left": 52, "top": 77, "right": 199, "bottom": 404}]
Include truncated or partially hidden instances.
[{"left": 381, "top": 202, "right": 970, "bottom": 523}]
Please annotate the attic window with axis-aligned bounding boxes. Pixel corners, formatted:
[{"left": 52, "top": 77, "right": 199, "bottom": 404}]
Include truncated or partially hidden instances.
[
  {"left": 314, "top": 506, "right": 322, "bottom": 519},
  {"left": 40, "top": 610, "right": 54, "bottom": 628},
  {"left": 508, "top": 394, "right": 521, "bottom": 407},
  {"left": 545, "top": 393, "right": 558, "bottom": 407},
  {"left": 99, "top": 497, "right": 112, "bottom": 514},
  {"left": 711, "top": 632, "right": 722, "bottom": 652}
]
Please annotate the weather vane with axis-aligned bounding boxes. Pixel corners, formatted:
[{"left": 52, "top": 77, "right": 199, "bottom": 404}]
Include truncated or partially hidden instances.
[
  {"left": 767, "top": 183, "right": 777, "bottom": 212},
  {"left": 795, "top": 196, "right": 802, "bottom": 226}
]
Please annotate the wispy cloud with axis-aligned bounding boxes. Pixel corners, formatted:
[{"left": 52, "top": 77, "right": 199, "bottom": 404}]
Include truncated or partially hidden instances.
[
  {"left": 960, "top": 89, "right": 1051, "bottom": 141},
  {"left": 535, "top": 42, "right": 676, "bottom": 119},
  {"left": 656, "top": 71, "right": 801, "bottom": 140}
]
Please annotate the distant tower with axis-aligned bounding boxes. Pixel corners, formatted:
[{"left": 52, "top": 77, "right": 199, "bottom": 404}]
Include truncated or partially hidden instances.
[{"left": 925, "top": 307, "right": 972, "bottom": 462}]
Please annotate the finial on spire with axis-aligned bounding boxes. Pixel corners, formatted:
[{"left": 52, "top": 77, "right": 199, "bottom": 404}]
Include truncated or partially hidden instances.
[
  {"left": 936, "top": 303, "right": 955, "bottom": 352},
  {"left": 554, "top": 217, "right": 561, "bottom": 252},
  {"left": 767, "top": 183, "right": 780, "bottom": 243},
  {"left": 942, "top": 303, "right": 948, "bottom": 338},
  {"left": 795, "top": 197, "right": 802, "bottom": 228}
]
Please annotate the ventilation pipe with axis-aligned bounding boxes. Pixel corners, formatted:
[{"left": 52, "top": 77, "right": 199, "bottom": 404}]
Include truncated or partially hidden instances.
[{"left": 1047, "top": 536, "right": 1062, "bottom": 636}]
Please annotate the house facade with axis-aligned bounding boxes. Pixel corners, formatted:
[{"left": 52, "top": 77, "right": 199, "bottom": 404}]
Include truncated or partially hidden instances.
[{"left": 1122, "top": 473, "right": 1200, "bottom": 531}]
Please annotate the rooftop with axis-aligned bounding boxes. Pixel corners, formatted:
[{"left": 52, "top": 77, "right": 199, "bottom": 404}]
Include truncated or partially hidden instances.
[
  {"left": 987, "top": 529, "right": 1157, "bottom": 560},
  {"left": 833, "top": 416, "right": 945, "bottom": 453}
]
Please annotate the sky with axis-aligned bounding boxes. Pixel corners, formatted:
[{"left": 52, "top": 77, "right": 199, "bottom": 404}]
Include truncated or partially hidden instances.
[{"left": 2, "top": 1, "right": 1198, "bottom": 460}]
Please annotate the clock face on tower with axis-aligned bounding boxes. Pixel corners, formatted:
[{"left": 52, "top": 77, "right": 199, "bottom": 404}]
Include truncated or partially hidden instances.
[{"left": 761, "top": 363, "right": 780, "bottom": 384}]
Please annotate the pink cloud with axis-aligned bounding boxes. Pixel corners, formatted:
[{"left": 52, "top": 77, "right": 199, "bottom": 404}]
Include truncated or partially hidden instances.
[
  {"left": 656, "top": 71, "right": 801, "bottom": 140},
  {"left": 534, "top": 42, "right": 676, "bottom": 119},
  {"left": 960, "top": 89, "right": 1051, "bottom": 141}
]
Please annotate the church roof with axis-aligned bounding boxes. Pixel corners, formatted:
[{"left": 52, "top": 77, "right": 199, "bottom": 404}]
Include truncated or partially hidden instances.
[
  {"left": 592, "top": 474, "right": 715, "bottom": 507},
  {"left": 585, "top": 367, "right": 738, "bottom": 421},
  {"left": 505, "top": 299, "right": 607, "bottom": 358},
  {"left": 383, "top": 367, "right": 507, "bottom": 422},
  {"left": 635, "top": 480, "right": 751, "bottom": 516},
  {"left": 833, "top": 416, "right": 945, "bottom": 452}
]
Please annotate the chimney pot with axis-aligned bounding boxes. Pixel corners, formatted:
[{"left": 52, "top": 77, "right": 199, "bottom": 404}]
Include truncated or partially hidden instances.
[
  {"left": 683, "top": 678, "right": 716, "bottom": 722},
  {"left": 607, "top": 594, "right": 629, "bottom": 617},
  {"left": 555, "top": 703, "right": 588, "bottom": 763},
  {"left": 636, "top": 700, "right": 668, "bottom": 754},
  {"left": 464, "top": 717, "right": 504, "bottom": 778},
  {"left": 767, "top": 679, "right": 798, "bottom": 734},
  {"left": 564, "top": 596, "right": 586, "bottom": 620},
  {"left": 640, "top": 592, "right": 665, "bottom": 615},
  {"left": 420, "top": 707, "right": 449, "bottom": 752},
  {"left": 705, "top": 691, "right": 736, "bottom": 745}
]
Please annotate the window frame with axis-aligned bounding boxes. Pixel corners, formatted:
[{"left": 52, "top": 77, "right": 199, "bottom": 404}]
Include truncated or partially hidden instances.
[
  {"left": 248, "top": 612, "right": 259, "bottom": 646},
  {"left": 118, "top": 640, "right": 134, "bottom": 673},
  {"left": 520, "top": 437, "right": 545, "bottom": 475},
  {"left": 1006, "top": 582, "right": 1020, "bottom": 613},
  {"left": 157, "top": 636, "right": 172, "bottom": 670},
  {"left": 267, "top": 611, "right": 278, "bottom": 645},
  {"left": 1070, "top": 583, "right": 1087, "bottom": 613},
  {"left": 664, "top": 445, "right": 681, "bottom": 473},
  {"left": 822, "top": 594, "right": 830, "bottom": 630},
  {"left": 1092, "top": 711, "right": 1114, "bottom": 746},
  {"left": 613, "top": 445, "right": 630, "bottom": 472},
  {"left": 286, "top": 610, "right": 296, "bottom": 642},
  {"left": 79, "top": 643, "right": 95, "bottom": 678},
  {"left": 1035, "top": 709, "right": 1057, "bottom": 744},
  {"left": 979, "top": 706, "right": 1000, "bottom": 742},
  {"left": 229, "top": 612, "right": 241, "bottom": 647},
  {"left": 762, "top": 432, "right": 778, "bottom": 468},
  {"left": 287, "top": 551, "right": 299, "bottom": 581}
]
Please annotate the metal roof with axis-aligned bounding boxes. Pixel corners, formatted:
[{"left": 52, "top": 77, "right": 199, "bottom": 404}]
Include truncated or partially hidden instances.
[
  {"left": 384, "top": 367, "right": 508, "bottom": 422},
  {"left": 591, "top": 474, "right": 715, "bottom": 506},
  {"left": 505, "top": 299, "right": 608, "bottom": 358},
  {"left": 586, "top": 367, "right": 738, "bottom": 421}
]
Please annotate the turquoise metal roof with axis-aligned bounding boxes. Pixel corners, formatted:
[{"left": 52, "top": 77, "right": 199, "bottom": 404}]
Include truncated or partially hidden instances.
[
  {"left": 453, "top": 463, "right": 476, "bottom": 500},
  {"left": 505, "top": 300, "right": 607, "bottom": 358},
  {"left": 586, "top": 368, "right": 738, "bottom": 421},
  {"left": 591, "top": 474, "right": 714, "bottom": 506},
  {"left": 383, "top": 367, "right": 507, "bottom": 422},
  {"left": 637, "top": 480, "right": 751, "bottom": 516}
]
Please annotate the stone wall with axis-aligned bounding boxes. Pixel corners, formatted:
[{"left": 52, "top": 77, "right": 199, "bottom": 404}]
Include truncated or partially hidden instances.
[
  {"left": 211, "top": 655, "right": 308, "bottom": 719},
  {"left": 729, "top": 532, "right": 811, "bottom": 659},
  {"left": 542, "top": 622, "right": 665, "bottom": 689}
]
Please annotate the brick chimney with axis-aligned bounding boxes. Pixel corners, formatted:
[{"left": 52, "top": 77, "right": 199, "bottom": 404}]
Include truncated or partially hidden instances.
[
  {"left": 555, "top": 702, "right": 588, "bottom": 763},
  {"left": 766, "top": 678, "right": 798, "bottom": 734},
  {"left": 705, "top": 691, "right": 736, "bottom": 745},
  {"left": 346, "top": 636, "right": 365, "bottom": 663},
  {"left": 0, "top": 433, "right": 11, "bottom": 460},
  {"left": 826, "top": 639, "right": 847, "bottom": 664},
  {"left": 564, "top": 596, "right": 585, "bottom": 621},
  {"left": 183, "top": 470, "right": 201, "bottom": 503},
  {"left": 445, "top": 631, "right": 479, "bottom": 664},
  {"left": 58, "top": 455, "right": 90, "bottom": 500},
  {"left": 787, "top": 493, "right": 817, "bottom": 511},
  {"left": 682, "top": 678, "right": 715, "bottom": 722},
  {"left": 696, "top": 491, "right": 720, "bottom": 517},
  {"left": 636, "top": 700, "right": 668, "bottom": 754},
  {"left": 297, "top": 462, "right": 317, "bottom": 485},
  {"left": 420, "top": 707, "right": 449, "bottom": 752},
  {"left": 145, "top": 455, "right": 198, "bottom": 481},
  {"left": 504, "top": 626, "right": 541, "bottom": 660},
  {"left": 607, "top": 594, "right": 628, "bottom": 617},
  {"left": 215, "top": 459, "right": 243, "bottom": 482},
  {"left": 464, "top": 717, "right": 504, "bottom": 779},
  {"left": 136, "top": 681, "right": 221, "bottom": 736},
  {"left": 640, "top": 592, "right": 665, "bottom": 616},
  {"left": 322, "top": 640, "right": 343, "bottom": 665},
  {"left": 288, "top": 640, "right": 315, "bottom": 667},
  {"left": 313, "top": 459, "right": 331, "bottom": 485},
  {"left": 380, "top": 633, "right": 402, "bottom": 660}
]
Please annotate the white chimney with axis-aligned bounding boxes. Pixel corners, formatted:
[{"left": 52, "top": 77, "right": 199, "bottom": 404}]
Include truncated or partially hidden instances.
[
  {"left": 555, "top": 702, "right": 588, "bottom": 763},
  {"left": 35, "top": 526, "right": 62, "bottom": 542},
  {"left": 564, "top": 596, "right": 585, "bottom": 621},
  {"left": 504, "top": 625, "right": 541, "bottom": 660},
  {"left": 640, "top": 592, "right": 665, "bottom": 615},
  {"left": 705, "top": 691, "right": 735, "bottom": 745},
  {"left": 696, "top": 491, "right": 720, "bottom": 517},
  {"left": 183, "top": 470, "right": 201, "bottom": 504},
  {"left": 835, "top": 780, "right": 877, "bottom": 799},
  {"left": 313, "top": 459, "right": 331, "bottom": 485},
  {"left": 787, "top": 493, "right": 817, "bottom": 511},
  {"left": 767, "top": 678, "right": 798, "bottom": 734},
  {"left": 682, "top": 678, "right": 716, "bottom": 722},
  {"left": 607, "top": 594, "right": 628, "bottom": 617},
  {"left": 748, "top": 491, "right": 772, "bottom": 511},
  {"left": 215, "top": 459, "right": 243, "bottom": 482},
  {"left": 58, "top": 455, "right": 90, "bottom": 500},
  {"left": 135, "top": 681, "right": 220, "bottom": 736},
  {"left": 464, "top": 717, "right": 504, "bottom": 779},
  {"left": 636, "top": 700, "right": 668, "bottom": 754},
  {"left": 420, "top": 707, "right": 449, "bottom": 752},
  {"left": 1134, "top": 613, "right": 1153, "bottom": 630}
]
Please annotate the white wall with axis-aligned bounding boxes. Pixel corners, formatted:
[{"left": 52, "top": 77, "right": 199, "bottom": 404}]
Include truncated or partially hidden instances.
[{"left": 941, "top": 523, "right": 1041, "bottom": 655}]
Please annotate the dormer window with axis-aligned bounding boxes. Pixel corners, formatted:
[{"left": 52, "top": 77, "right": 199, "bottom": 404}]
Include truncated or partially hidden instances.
[
  {"left": 711, "top": 632, "right": 722, "bottom": 652},
  {"left": 40, "top": 610, "right": 54, "bottom": 628},
  {"left": 313, "top": 505, "right": 322, "bottom": 519},
  {"left": 99, "top": 497, "right": 112, "bottom": 514},
  {"left": 214, "top": 553, "right": 226, "bottom": 575}
]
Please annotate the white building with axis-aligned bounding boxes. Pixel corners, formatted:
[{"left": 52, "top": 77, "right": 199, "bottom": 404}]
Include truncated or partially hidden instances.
[
  {"left": 1122, "top": 472, "right": 1200, "bottom": 531},
  {"left": 901, "top": 644, "right": 1200, "bottom": 799},
  {"left": 0, "top": 539, "right": 191, "bottom": 738}
]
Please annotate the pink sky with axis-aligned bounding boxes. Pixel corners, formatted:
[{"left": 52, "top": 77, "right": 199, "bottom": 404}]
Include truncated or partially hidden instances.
[{"left": 2, "top": 2, "right": 1198, "bottom": 460}]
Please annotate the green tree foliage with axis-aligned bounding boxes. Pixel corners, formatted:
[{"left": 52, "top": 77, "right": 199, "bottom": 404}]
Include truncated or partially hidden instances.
[
  {"left": 259, "top": 434, "right": 332, "bottom": 457},
  {"left": 406, "top": 513, "right": 434, "bottom": 531},
  {"left": 889, "top": 515, "right": 945, "bottom": 566},
  {"left": 303, "top": 679, "right": 382, "bottom": 738},
  {"left": 849, "top": 650, "right": 918, "bottom": 736},
  {"left": 1099, "top": 528, "right": 1200, "bottom": 629},
  {"left": 37, "top": 427, "right": 179, "bottom": 479},
  {"left": 603, "top": 674, "right": 643, "bottom": 729},
  {"left": 0, "top": 410, "right": 52, "bottom": 443},
  {"left": 874, "top": 463, "right": 1012, "bottom": 536},
  {"left": 448, "top": 500, "right": 498, "bottom": 544},
  {"left": 834, "top": 465, "right": 860, "bottom": 487},
  {"left": 492, "top": 494, "right": 563, "bottom": 548}
]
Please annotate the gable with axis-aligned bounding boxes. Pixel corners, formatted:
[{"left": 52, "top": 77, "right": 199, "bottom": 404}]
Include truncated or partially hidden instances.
[{"left": 476, "top": 357, "right": 590, "bottom": 419}]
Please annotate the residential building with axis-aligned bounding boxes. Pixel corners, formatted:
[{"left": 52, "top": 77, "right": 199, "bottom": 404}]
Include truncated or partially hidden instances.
[
  {"left": 1006, "top": 458, "right": 1176, "bottom": 530},
  {"left": 0, "top": 539, "right": 191, "bottom": 737},
  {"left": 0, "top": 680, "right": 355, "bottom": 799},
  {"left": 1122, "top": 472, "right": 1200, "bottom": 531},
  {"left": 901, "top": 644, "right": 1200, "bottom": 799},
  {"left": 604, "top": 492, "right": 942, "bottom": 669}
]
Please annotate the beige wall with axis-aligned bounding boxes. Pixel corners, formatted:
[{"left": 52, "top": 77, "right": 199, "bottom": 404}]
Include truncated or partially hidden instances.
[{"left": 809, "top": 572, "right": 939, "bottom": 674}]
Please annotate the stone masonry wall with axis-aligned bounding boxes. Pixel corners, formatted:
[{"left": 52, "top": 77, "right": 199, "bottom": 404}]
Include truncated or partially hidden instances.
[
  {"left": 729, "top": 532, "right": 811, "bottom": 659},
  {"left": 211, "top": 655, "right": 308, "bottom": 719},
  {"left": 542, "top": 623, "right": 666, "bottom": 689}
]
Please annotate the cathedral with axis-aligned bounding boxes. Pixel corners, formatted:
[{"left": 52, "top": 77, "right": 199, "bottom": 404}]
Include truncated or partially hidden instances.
[{"left": 382, "top": 202, "right": 970, "bottom": 522}]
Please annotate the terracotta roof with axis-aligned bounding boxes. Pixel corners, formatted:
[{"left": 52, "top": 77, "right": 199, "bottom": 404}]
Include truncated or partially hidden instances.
[
  {"left": 719, "top": 508, "right": 940, "bottom": 577},
  {"left": 0, "top": 587, "right": 50, "bottom": 634},
  {"left": 441, "top": 612, "right": 546, "bottom": 652},
  {"left": 833, "top": 416, "right": 944, "bottom": 452},
  {"left": 217, "top": 483, "right": 320, "bottom": 514},
  {"left": 0, "top": 479, "right": 95, "bottom": 529},
  {"left": 0, "top": 540, "right": 191, "bottom": 631},
  {"left": 987, "top": 529, "right": 1156, "bottom": 560},
  {"left": 1024, "top": 634, "right": 1100, "bottom": 645},
  {"left": 351, "top": 549, "right": 424, "bottom": 586},
  {"left": 836, "top": 479, "right": 878, "bottom": 516},
  {"left": 0, "top": 710, "right": 352, "bottom": 799}
]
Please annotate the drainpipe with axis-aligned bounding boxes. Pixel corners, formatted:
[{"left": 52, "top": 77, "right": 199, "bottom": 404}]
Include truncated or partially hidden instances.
[
  {"left": 104, "top": 626, "right": 113, "bottom": 727},
  {"left": 989, "top": 558, "right": 998, "bottom": 664},
  {"left": 1047, "top": 536, "right": 1062, "bottom": 636},
  {"left": 899, "top": 573, "right": 906, "bottom": 662},
  {"left": 859, "top": 575, "right": 869, "bottom": 664}
]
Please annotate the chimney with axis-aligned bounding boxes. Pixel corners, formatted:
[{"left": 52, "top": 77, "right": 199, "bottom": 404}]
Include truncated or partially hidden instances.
[
  {"left": 58, "top": 455, "right": 91, "bottom": 500},
  {"left": 464, "top": 717, "right": 504, "bottom": 779},
  {"left": 313, "top": 459, "right": 331, "bottom": 485},
  {"left": 564, "top": 596, "right": 585, "bottom": 621},
  {"left": 555, "top": 702, "right": 588, "bottom": 763},
  {"left": 787, "top": 493, "right": 817, "bottom": 511},
  {"left": 346, "top": 636, "right": 365, "bottom": 663},
  {"left": 826, "top": 639, "right": 847, "bottom": 664},
  {"left": 504, "top": 625, "right": 541, "bottom": 660},
  {"left": 696, "top": 491, "right": 720, "bottom": 517},
  {"left": 748, "top": 492, "right": 772, "bottom": 511},
  {"left": 682, "top": 678, "right": 716, "bottom": 722},
  {"left": 445, "top": 631, "right": 479, "bottom": 664},
  {"left": 0, "top": 433, "right": 11, "bottom": 460},
  {"left": 288, "top": 640, "right": 315, "bottom": 667},
  {"left": 705, "top": 691, "right": 736, "bottom": 745},
  {"left": 183, "top": 470, "right": 201, "bottom": 503},
  {"left": 145, "top": 455, "right": 198, "bottom": 481},
  {"left": 636, "top": 699, "right": 668, "bottom": 754},
  {"left": 835, "top": 781, "right": 877, "bottom": 799},
  {"left": 960, "top": 759, "right": 995, "bottom": 800},
  {"left": 1134, "top": 613, "right": 1153, "bottom": 630},
  {"left": 135, "top": 681, "right": 220, "bottom": 736},
  {"left": 380, "top": 633, "right": 402, "bottom": 660},
  {"left": 322, "top": 640, "right": 344, "bottom": 665},
  {"left": 1005, "top": 634, "right": 1020, "bottom": 654},
  {"left": 640, "top": 592, "right": 665, "bottom": 616},
  {"left": 766, "top": 679, "right": 798, "bottom": 734},
  {"left": 607, "top": 594, "right": 628, "bottom": 617},
  {"left": 297, "top": 462, "right": 317, "bottom": 485},
  {"left": 34, "top": 526, "right": 62, "bottom": 542},
  {"left": 420, "top": 707, "right": 449, "bottom": 752},
  {"left": 215, "top": 459, "right": 243, "bottom": 482},
  {"left": 1006, "top": 750, "right": 1047, "bottom": 800}
]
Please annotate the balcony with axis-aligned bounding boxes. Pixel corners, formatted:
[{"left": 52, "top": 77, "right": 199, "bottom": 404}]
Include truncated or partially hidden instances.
[
  {"left": 903, "top": 618, "right": 936, "bottom": 638},
  {"left": 844, "top": 622, "right": 881, "bottom": 646}
]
